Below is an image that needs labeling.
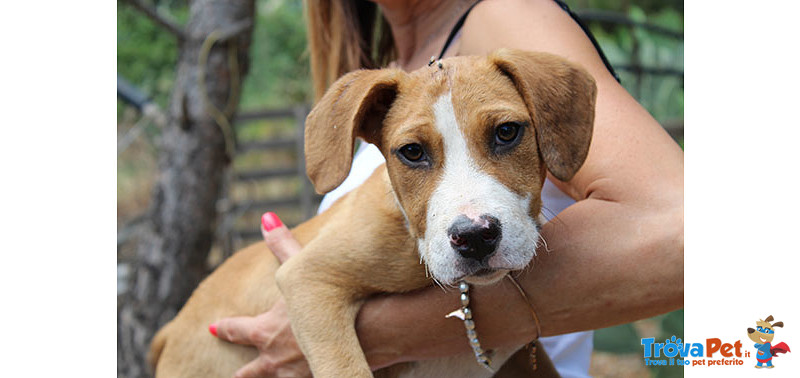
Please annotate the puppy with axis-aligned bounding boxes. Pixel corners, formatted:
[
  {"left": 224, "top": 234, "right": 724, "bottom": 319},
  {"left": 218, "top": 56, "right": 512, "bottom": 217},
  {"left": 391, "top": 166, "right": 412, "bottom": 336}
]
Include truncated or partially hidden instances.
[{"left": 150, "top": 48, "right": 596, "bottom": 378}]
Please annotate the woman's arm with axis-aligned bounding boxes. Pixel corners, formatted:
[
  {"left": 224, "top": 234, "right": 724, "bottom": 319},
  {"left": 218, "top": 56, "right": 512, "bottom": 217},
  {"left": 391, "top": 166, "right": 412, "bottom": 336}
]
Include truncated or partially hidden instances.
[{"left": 358, "top": 0, "right": 684, "bottom": 367}]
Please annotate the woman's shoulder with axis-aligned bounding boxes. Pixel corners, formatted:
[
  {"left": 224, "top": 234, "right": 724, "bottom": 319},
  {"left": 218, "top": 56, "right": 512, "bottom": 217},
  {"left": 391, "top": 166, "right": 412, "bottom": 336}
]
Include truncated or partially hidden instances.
[
  {"left": 458, "top": 0, "right": 612, "bottom": 78},
  {"left": 467, "top": 0, "right": 554, "bottom": 22},
  {"left": 459, "top": 0, "right": 563, "bottom": 49}
]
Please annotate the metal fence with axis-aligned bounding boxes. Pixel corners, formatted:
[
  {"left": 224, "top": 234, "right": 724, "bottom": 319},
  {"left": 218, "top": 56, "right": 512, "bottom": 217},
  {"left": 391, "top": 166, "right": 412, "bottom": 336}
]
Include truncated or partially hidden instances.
[{"left": 215, "top": 106, "right": 322, "bottom": 256}]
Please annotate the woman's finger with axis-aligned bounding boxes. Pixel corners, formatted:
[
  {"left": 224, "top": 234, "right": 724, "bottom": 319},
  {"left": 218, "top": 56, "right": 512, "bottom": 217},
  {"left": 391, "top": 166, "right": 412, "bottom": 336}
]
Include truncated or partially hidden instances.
[
  {"left": 233, "top": 356, "right": 275, "bottom": 378},
  {"left": 210, "top": 316, "right": 263, "bottom": 346},
  {"left": 261, "top": 212, "right": 303, "bottom": 264}
]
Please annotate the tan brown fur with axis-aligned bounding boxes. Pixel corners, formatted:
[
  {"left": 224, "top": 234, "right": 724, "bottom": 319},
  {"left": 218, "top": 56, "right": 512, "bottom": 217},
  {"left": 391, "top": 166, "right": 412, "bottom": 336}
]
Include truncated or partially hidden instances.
[
  {"left": 150, "top": 203, "right": 334, "bottom": 377},
  {"left": 489, "top": 49, "right": 596, "bottom": 183},
  {"left": 151, "top": 50, "right": 595, "bottom": 378},
  {"left": 380, "top": 71, "right": 449, "bottom": 239}
]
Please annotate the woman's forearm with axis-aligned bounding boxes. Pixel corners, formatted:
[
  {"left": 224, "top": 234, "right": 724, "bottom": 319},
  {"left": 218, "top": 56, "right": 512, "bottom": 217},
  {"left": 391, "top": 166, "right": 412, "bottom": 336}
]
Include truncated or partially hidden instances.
[
  {"left": 526, "top": 195, "right": 683, "bottom": 331},
  {"left": 356, "top": 193, "right": 683, "bottom": 368}
]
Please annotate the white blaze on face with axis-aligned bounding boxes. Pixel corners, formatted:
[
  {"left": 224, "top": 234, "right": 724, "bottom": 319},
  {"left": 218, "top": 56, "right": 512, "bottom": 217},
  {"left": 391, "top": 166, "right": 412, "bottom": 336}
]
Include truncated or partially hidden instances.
[{"left": 419, "top": 92, "right": 541, "bottom": 285}]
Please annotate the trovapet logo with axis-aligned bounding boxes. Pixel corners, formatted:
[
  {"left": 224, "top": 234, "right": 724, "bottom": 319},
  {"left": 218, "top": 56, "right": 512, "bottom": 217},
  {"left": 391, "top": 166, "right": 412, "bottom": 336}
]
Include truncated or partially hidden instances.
[
  {"left": 641, "top": 336, "right": 745, "bottom": 367},
  {"left": 640, "top": 314, "right": 791, "bottom": 369}
]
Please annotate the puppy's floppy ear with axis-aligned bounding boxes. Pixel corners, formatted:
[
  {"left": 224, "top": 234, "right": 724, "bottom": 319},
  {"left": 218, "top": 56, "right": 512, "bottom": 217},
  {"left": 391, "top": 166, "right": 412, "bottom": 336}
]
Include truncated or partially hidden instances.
[
  {"left": 490, "top": 49, "right": 597, "bottom": 182},
  {"left": 772, "top": 321, "right": 784, "bottom": 328},
  {"left": 304, "top": 68, "right": 405, "bottom": 194}
]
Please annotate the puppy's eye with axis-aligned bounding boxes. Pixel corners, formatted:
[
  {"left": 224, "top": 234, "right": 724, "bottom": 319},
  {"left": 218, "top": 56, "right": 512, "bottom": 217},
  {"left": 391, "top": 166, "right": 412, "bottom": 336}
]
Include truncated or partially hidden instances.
[
  {"left": 495, "top": 123, "right": 520, "bottom": 144},
  {"left": 491, "top": 122, "right": 524, "bottom": 155},
  {"left": 399, "top": 143, "right": 425, "bottom": 162}
]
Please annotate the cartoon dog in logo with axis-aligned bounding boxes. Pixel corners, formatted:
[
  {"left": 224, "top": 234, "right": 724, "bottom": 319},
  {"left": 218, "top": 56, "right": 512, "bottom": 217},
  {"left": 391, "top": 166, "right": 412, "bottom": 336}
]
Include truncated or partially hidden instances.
[{"left": 747, "top": 315, "right": 791, "bottom": 368}]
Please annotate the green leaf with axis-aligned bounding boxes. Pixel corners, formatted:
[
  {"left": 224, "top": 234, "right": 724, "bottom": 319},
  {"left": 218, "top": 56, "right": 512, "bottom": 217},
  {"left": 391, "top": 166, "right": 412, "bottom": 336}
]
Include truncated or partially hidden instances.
[{"left": 594, "top": 323, "right": 642, "bottom": 354}]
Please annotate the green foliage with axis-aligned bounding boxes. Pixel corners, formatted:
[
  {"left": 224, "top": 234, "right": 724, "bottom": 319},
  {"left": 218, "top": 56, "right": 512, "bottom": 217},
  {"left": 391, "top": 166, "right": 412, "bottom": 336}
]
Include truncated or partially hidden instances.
[
  {"left": 595, "top": 322, "right": 643, "bottom": 354},
  {"left": 117, "top": 2, "right": 184, "bottom": 109},
  {"left": 118, "top": 1, "right": 683, "bottom": 124},
  {"left": 593, "top": 310, "right": 685, "bottom": 377},
  {"left": 620, "top": 310, "right": 686, "bottom": 378},
  {"left": 117, "top": 0, "right": 309, "bottom": 114},
  {"left": 650, "top": 310, "right": 684, "bottom": 378},
  {"left": 240, "top": 0, "right": 311, "bottom": 109},
  {"left": 564, "top": 1, "right": 684, "bottom": 124},
  {"left": 659, "top": 309, "right": 684, "bottom": 337}
]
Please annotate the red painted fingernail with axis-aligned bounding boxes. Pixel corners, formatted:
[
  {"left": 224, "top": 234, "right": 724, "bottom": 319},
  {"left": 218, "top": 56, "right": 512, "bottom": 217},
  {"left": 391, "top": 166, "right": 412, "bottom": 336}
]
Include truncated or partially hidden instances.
[
  {"left": 209, "top": 323, "right": 218, "bottom": 337},
  {"left": 262, "top": 212, "right": 283, "bottom": 232}
]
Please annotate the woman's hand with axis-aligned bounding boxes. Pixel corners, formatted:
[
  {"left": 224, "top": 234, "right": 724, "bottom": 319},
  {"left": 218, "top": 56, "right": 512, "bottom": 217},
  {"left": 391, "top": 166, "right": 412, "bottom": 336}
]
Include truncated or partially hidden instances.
[
  {"left": 213, "top": 300, "right": 309, "bottom": 378},
  {"left": 210, "top": 212, "right": 309, "bottom": 377}
]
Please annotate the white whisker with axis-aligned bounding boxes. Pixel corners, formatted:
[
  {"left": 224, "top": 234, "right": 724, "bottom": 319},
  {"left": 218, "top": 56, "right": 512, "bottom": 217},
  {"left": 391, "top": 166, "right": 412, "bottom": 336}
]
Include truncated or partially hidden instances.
[
  {"left": 431, "top": 275, "right": 447, "bottom": 291},
  {"left": 538, "top": 233, "right": 552, "bottom": 254}
]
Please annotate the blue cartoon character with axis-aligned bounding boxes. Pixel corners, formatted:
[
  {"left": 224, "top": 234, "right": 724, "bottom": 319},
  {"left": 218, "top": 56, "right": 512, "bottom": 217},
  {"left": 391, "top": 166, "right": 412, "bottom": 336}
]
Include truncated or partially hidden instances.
[{"left": 747, "top": 315, "right": 791, "bottom": 368}]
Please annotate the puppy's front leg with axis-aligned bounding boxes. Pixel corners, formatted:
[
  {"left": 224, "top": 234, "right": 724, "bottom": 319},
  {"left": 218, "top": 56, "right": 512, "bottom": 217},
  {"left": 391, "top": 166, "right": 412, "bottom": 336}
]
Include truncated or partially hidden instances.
[{"left": 276, "top": 248, "right": 372, "bottom": 378}]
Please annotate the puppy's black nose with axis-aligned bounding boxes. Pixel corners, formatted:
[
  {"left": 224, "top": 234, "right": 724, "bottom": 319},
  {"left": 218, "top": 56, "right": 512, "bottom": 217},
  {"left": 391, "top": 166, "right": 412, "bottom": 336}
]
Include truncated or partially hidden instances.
[
  {"left": 448, "top": 214, "right": 502, "bottom": 261},
  {"left": 748, "top": 328, "right": 755, "bottom": 334}
]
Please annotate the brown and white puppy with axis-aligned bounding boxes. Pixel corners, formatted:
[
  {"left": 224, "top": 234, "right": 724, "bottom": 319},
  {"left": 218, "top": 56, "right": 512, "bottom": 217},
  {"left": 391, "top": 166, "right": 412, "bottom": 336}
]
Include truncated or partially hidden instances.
[{"left": 150, "top": 49, "right": 596, "bottom": 378}]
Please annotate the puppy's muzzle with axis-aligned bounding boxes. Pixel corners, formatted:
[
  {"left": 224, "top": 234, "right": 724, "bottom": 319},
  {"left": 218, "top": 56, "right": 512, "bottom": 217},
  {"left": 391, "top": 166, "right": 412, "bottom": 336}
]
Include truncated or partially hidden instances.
[{"left": 448, "top": 214, "right": 502, "bottom": 261}]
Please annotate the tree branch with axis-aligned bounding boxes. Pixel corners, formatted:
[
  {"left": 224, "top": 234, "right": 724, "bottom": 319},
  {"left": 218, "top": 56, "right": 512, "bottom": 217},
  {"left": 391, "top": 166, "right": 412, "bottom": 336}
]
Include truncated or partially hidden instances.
[{"left": 122, "top": 0, "right": 186, "bottom": 40}]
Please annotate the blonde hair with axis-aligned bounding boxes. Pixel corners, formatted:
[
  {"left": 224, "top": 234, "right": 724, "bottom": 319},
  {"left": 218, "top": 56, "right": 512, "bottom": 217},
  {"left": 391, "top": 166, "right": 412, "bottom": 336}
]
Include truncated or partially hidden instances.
[{"left": 304, "top": 0, "right": 395, "bottom": 101}]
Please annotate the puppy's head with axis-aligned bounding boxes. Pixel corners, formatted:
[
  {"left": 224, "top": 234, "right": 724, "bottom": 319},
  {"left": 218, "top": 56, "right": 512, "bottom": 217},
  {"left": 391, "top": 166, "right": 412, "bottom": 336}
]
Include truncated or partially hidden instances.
[
  {"left": 305, "top": 49, "right": 596, "bottom": 286},
  {"left": 747, "top": 315, "right": 783, "bottom": 343}
]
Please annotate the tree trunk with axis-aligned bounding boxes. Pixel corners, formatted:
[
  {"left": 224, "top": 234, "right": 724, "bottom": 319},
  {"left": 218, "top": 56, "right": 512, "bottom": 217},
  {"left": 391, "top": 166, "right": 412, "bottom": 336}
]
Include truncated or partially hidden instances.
[{"left": 118, "top": 1, "right": 254, "bottom": 377}]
